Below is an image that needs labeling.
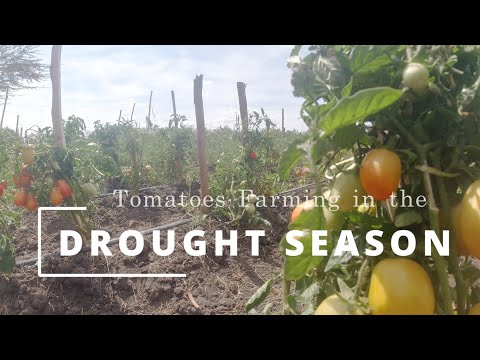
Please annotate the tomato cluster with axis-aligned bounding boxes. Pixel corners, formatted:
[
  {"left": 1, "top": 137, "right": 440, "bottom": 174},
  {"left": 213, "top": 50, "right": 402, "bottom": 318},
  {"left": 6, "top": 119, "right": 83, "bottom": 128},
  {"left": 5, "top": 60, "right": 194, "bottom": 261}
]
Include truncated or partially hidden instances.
[
  {"left": 11, "top": 163, "right": 37, "bottom": 212},
  {"left": 50, "top": 179, "right": 73, "bottom": 206}
]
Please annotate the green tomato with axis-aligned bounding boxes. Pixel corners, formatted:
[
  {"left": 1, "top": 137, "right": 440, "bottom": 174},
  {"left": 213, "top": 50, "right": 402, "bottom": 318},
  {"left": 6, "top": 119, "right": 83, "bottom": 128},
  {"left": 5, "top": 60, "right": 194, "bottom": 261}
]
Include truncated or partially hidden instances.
[
  {"left": 245, "top": 203, "right": 256, "bottom": 214},
  {"left": 329, "top": 172, "right": 366, "bottom": 212},
  {"left": 247, "top": 194, "right": 257, "bottom": 204},
  {"left": 81, "top": 183, "right": 98, "bottom": 197},
  {"left": 403, "top": 63, "right": 429, "bottom": 92}
]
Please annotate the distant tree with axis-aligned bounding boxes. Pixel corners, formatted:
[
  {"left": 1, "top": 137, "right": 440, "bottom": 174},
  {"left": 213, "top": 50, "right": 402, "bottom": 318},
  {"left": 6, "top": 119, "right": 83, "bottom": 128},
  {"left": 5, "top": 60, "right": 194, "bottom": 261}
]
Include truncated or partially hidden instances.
[
  {"left": 0, "top": 45, "right": 48, "bottom": 128},
  {"left": 0, "top": 45, "right": 47, "bottom": 93}
]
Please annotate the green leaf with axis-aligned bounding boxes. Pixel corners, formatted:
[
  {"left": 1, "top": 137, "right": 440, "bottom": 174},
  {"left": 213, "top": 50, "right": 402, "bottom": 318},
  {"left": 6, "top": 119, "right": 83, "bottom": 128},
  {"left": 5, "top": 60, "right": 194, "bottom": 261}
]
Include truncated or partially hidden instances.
[
  {"left": 283, "top": 207, "right": 331, "bottom": 281},
  {"left": 287, "top": 295, "right": 298, "bottom": 314},
  {"left": 394, "top": 210, "right": 423, "bottom": 227},
  {"left": 325, "top": 245, "right": 352, "bottom": 272},
  {"left": 318, "top": 87, "right": 404, "bottom": 136},
  {"left": 337, "top": 278, "right": 355, "bottom": 301},
  {"left": 245, "top": 276, "right": 275, "bottom": 313},
  {"left": 278, "top": 136, "right": 309, "bottom": 180},
  {"left": 341, "top": 78, "right": 353, "bottom": 97},
  {"left": 290, "top": 45, "right": 303, "bottom": 57},
  {"left": 299, "top": 281, "right": 321, "bottom": 304},
  {"left": 350, "top": 45, "right": 395, "bottom": 74},
  {"left": 0, "top": 235, "right": 15, "bottom": 275},
  {"left": 331, "top": 124, "right": 368, "bottom": 149}
]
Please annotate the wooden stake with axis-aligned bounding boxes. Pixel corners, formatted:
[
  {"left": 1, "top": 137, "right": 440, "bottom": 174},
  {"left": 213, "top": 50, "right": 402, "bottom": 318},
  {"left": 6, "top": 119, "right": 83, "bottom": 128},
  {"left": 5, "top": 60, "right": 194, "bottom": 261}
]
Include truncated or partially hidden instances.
[
  {"left": 237, "top": 82, "right": 248, "bottom": 145},
  {"left": 0, "top": 88, "right": 9, "bottom": 129},
  {"left": 130, "top": 103, "right": 135, "bottom": 121},
  {"left": 194, "top": 75, "right": 209, "bottom": 211},
  {"left": 171, "top": 90, "right": 178, "bottom": 128},
  {"left": 50, "top": 45, "right": 66, "bottom": 149},
  {"left": 147, "top": 90, "right": 153, "bottom": 130},
  {"left": 15, "top": 115, "right": 19, "bottom": 135},
  {"left": 118, "top": 110, "right": 122, "bottom": 122}
]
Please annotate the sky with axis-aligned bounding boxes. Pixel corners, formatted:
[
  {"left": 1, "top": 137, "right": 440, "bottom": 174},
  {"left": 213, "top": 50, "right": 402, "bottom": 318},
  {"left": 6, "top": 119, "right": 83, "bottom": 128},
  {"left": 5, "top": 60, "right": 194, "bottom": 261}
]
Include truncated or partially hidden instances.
[{"left": 1, "top": 45, "right": 307, "bottom": 133}]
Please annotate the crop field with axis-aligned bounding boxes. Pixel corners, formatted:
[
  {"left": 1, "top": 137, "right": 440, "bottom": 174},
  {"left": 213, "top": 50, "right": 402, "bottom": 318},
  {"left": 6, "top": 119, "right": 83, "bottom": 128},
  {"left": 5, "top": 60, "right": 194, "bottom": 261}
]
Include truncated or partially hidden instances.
[{"left": 1, "top": 45, "right": 480, "bottom": 315}]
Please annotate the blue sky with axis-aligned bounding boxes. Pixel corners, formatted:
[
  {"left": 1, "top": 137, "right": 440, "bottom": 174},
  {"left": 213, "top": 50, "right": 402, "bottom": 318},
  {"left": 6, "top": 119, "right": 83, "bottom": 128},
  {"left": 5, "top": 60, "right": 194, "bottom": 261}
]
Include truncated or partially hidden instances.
[{"left": 2, "top": 45, "right": 307, "bottom": 133}]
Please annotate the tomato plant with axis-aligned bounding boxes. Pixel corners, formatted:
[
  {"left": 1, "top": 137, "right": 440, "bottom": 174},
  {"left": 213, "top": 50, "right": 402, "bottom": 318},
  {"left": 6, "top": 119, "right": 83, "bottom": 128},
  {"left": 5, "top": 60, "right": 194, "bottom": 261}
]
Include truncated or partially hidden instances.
[{"left": 247, "top": 45, "right": 480, "bottom": 315}]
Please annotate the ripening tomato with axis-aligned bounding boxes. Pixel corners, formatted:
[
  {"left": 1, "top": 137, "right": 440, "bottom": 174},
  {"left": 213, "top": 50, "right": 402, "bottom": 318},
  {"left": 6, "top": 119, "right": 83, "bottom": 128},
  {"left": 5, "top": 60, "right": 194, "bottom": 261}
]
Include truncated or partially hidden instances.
[
  {"left": 14, "top": 190, "right": 28, "bottom": 207},
  {"left": 368, "top": 258, "right": 435, "bottom": 315},
  {"left": 21, "top": 145, "right": 35, "bottom": 165},
  {"left": 145, "top": 165, "right": 152, "bottom": 172},
  {"left": 459, "top": 180, "right": 480, "bottom": 259},
  {"left": 50, "top": 188, "right": 64, "bottom": 206},
  {"left": 330, "top": 172, "right": 366, "bottom": 212},
  {"left": 56, "top": 179, "right": 72, "bottom": 198},
  {"left": 360, "top": 148, "right": 402, "bottom": 201},
  {"left": 440, "top": 204, "right": 468, "bottom": 256},
  {"left": 291, "top": 199, "right": 316, "bottom": 222},
  {"left": 249, "top": 152, "right": 257, "bottom": 160},
  {"left": 0, "top": 180, "right": 7, "bottom": 189},
  {"left": 0, "top": 187, "right": 3, "bottom": 197},
  {"left": 314, "top": 294, "right": 364, "bottom": 315},
  {"left": 25, "top": 194, "right": 38, "bottom": 212},
  {"left": 468, "top": 303, "right": 480, "bottom": 315}
]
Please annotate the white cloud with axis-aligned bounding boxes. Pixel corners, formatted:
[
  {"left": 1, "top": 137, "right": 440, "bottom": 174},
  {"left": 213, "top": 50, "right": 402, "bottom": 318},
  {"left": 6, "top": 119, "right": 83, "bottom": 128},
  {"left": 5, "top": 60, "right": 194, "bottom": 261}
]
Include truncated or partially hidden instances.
[{"left": 2, "top": 45, "right": 305, "bottom": 133}]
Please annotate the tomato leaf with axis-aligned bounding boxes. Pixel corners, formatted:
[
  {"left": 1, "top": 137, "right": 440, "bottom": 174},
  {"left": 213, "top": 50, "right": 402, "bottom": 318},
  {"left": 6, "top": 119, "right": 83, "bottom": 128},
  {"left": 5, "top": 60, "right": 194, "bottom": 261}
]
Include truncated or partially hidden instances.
[
  {"left": 331, "top": 124, "right": 369, "bottom": 150},
  {"left": 245, "top": 276, "right": 276, "bottom": 313},
  {"left": 299, "top": 281, "right": 321, "bottom": 304},
  {"left": 341, "top": 78, "right": 353, "bottom": 97},
  {"left": 278, "top": 135, "right": 309, "bottom": 180},
  {"left": 0, "top": 234, "right": 15, "bottom": 275},
  {"left": 318, "top": 87, "right": 404, "bottom": 135},
  {"left": 287, "top": 294, "right": 298, "bottom": 314},
  {"left": 337, "top": 278, "right": 355, "bottom": 302},
  {"left": 325, "top": 245, "right": 352, "bottom": 272},
  {"left": 349, "top": 46, "right": 394, "bottom": 75},
  {"left": 283, "top": 206, "right": 331, "bottom": 281},
  {"left": 290, "top": 45, "right": 303, "bottom": 57},
  {"left": 394, "top": 210, "right": 423, "bottom": 227}
]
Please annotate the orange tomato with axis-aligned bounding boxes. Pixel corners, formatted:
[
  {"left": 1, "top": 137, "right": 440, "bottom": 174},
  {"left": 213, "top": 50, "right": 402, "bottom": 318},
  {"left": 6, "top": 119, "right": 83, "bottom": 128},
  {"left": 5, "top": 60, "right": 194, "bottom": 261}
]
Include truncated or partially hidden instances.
[
  {"left": 50, "top": 188, "right": 64, "bottom": 206},
  {"left": 291, "top": 199, "right": 316, "bottom": 222},
  {"left": 56, "top": 179, "right": 72, "bottom": 198},
  {"left": 360, "top": 148, "right": 402, "bottom": 201},
  {"left": 14, "top": 190, "right": 28, "bottom": 207},
  {"left": 25, "top": 194, "right": 38, "bottom": 212}
]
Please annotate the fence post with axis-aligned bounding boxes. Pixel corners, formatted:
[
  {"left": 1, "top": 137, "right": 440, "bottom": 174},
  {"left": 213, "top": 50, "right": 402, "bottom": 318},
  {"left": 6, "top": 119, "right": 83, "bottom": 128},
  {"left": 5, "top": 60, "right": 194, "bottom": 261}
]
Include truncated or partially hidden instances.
[
  {"left": 147, "top": 90, "right": 153, "bottom": 130},
  {"left": 0, "top": 88, "right": 8, "bottom": 129},
  {"left": 237, "top": 82, "right": 248, "bottom": 145},
  {"left": 15, "top": 115, "right": 20, "bottom": 135},
  {"left": 194, "top": 75, "right": 209, "bottom": 212},
  {"left": 171, "top": 90, "right": 178, "bottom": 128},
  {"left": 50, "top": 45, "right": 66, "bottom": 149}
]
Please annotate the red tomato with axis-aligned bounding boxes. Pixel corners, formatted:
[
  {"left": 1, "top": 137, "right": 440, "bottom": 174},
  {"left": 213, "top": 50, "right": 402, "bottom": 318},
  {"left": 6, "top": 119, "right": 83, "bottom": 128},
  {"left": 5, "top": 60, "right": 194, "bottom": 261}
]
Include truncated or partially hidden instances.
[
  {"left": 249, "top": 152, "right": 257, "bottom": 160},
  {"left": 56, "top": 179, "right": 72, "bottom": 198}
]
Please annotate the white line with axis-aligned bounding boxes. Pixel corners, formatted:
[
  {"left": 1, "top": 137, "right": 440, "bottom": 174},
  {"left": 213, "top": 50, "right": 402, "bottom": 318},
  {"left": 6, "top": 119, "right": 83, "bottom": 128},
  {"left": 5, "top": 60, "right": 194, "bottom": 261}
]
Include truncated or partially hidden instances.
[
  {"left": 38, "top": 207, "right": 185, "bottom": 278},
  {"left": 40, "top": 274, "right": 187, "bottom": 278}
]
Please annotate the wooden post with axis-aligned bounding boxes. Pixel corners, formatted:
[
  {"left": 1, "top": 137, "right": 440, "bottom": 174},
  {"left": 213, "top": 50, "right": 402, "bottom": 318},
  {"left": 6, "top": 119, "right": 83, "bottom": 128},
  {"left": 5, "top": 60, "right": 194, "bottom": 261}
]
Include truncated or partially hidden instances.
[
  {"left": 20, "top": 127, "right": 23, "bottom": 138},
  {"left": 282, "top": 108, "right": 285, "bottom": 137},
  {"left": 15, "top": 115, "right": 19, "bottom": 135},
  {"left": 147, "top": 90, "right": 153, "bottom": 130},
  {"left": 0, "top": 88, "right": 9, "bottom": 129},
  {"left": 237, "top": 82, "right": 248, "bottom": 145},
  {"left": 118, "top": 110, "right": 122, "bottom": 122},
  {"left": 130, "top": 103, "right": 136, "bottom": 121},
  {"left": 50, "top": 45, "right": 66, "bottom": 149},
  {"left": 194, "top": 75, "right": 209, "bottom": 210},
  {"left": 171, "top": 90, "right": 178, "bottom": 128}
]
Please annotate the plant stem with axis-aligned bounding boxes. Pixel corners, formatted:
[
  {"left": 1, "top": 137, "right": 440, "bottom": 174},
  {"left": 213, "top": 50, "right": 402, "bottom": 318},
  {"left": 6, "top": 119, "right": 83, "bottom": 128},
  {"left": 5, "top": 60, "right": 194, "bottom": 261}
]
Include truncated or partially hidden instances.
[
  {"left": 354, "top": 258, "right": 369, "bottom": 299},
  {"left": 421, "top": 160, "right": 455, "bottom": 315},
  {"left": 282, "top": 267, "right": 291, "bottom": 315},
  {"left": 432, "top": 155, "right": 467, "bottom": 314}
]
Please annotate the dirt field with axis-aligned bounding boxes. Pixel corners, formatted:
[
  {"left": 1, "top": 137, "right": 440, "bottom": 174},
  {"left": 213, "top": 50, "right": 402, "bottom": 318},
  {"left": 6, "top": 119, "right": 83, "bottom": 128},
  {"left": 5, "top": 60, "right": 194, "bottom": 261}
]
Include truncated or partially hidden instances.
[{"left": 0, "top": 185, "right": 312, "bottom": 315}]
